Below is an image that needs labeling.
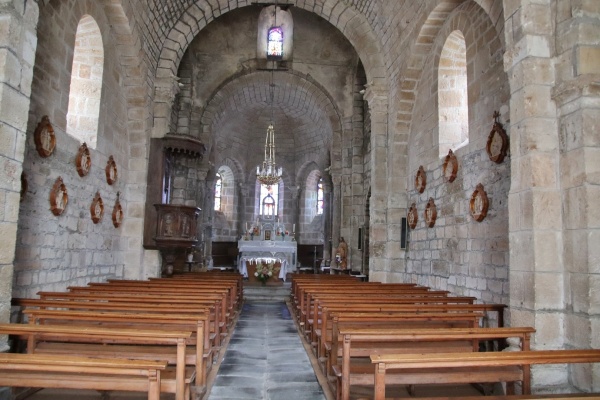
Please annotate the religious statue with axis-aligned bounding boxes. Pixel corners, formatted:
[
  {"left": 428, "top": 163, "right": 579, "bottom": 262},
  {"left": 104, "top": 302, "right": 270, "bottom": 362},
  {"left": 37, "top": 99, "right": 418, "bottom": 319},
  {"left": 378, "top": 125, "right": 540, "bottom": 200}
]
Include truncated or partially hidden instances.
[{"left": 335, "top": 237, "right": 348, "bottom": 269}]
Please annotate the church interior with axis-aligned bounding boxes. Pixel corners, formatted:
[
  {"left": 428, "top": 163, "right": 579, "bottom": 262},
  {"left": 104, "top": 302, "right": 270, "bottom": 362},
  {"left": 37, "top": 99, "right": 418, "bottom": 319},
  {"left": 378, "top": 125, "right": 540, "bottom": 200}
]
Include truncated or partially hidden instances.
[{"left": 0, "top": 0, "right": 599, "bottom": 398}]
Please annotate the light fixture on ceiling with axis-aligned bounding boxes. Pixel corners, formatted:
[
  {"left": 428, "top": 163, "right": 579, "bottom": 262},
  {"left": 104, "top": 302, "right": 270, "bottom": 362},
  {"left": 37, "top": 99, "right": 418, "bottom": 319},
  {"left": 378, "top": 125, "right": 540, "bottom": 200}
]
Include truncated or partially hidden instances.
[
  {"left": 256, "top": 67, "right": 282, "bottom": 187},
  {"left": 256, "top": 4, "right": 282, "bottom": 187}
]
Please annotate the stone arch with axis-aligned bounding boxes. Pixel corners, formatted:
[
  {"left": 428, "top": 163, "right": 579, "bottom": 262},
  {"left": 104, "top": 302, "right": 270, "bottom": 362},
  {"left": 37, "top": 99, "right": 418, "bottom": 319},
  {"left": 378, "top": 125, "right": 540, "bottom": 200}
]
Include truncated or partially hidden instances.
[
  {"left": 152, "top": 1, "right": 386, "bottom": 141},
  {"left": 199, "top": 69, "right": 344, "bottom": 180},
  {"left": 396, "top": 0, "right": 504, "bottom": 171},
  {"left": 67, "top": 15, "right": 104, "bottom": 149},
  {"left": 438, "top": 30, "right": 469, "bottom": 157}
]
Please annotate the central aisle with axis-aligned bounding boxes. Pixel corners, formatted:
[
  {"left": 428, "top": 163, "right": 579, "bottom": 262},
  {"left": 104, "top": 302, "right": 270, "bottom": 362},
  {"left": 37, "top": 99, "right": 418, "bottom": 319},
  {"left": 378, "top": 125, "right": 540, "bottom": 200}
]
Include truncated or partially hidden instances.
[{"left": 207, "top": 301, "right": 327, "bottom": 400}]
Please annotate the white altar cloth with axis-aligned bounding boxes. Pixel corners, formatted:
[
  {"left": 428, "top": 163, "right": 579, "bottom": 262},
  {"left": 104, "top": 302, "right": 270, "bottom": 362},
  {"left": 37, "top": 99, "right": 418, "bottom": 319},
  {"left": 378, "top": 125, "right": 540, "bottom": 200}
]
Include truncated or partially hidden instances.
[
  {"left": 237, "top": 240, "right": 297, "bottom": 281},
  {"left": 238, "top": 258, "right": 289, "bottom": 282}
]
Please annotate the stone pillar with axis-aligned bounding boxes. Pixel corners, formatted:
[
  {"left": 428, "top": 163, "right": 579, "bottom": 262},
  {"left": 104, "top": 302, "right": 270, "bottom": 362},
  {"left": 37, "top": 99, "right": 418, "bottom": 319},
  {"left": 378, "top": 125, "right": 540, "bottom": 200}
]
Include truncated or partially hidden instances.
[
  {"left": 238, "top": 183, "right": 248, "bottom": 237},
  {"left": 289, "top": 185, "right": 301, "bottom": 242},
  {"left": 322, "top": 182, "right": 332, "bottom": 261},
  {"left": 0, "top": 0, "right": 39, "bottom": 349},
  {"left": 363, "top": 85, "right": 389, "bottom": 281},
  {"left": 503, "top": 0, "right": 571, "bottom": 390},
  {"left": 331, "top": 175, "right": 342, "bottom": 259},
  {"left": 552, "top": 1, "right": 600, "bottom": 391}
]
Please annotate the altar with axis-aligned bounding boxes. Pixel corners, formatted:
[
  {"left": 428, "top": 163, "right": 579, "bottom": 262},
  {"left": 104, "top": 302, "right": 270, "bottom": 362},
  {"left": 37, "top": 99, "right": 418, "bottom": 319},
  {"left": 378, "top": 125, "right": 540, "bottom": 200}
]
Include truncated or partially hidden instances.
[{"left": 237, "top": 239, "right": 297, "bottom": 281}]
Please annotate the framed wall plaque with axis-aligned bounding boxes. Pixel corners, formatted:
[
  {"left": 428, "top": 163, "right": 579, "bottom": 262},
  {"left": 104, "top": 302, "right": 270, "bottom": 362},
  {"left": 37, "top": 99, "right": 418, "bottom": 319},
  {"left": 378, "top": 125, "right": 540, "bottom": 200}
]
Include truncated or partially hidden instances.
[
  {"left": 407, "top": 203, "right": 418, "bottom": 229},
  {"left": 105, "top": 155, "right": 118, "bottom": 185},
  {"left": 486, "top": 111, "right": 509, "bottom": 163},
  {"left": 424, "top": 197, "right": 437, "bottom": 228},
  {"left": 33, "top": 115, "right": 56, "bottom": 158},
  {"left": 90, "top": 192, "right": 104, "bottom": 224},
  {"left": 49, "top": 177, "right": 68, "bottom": 216},
  {"left": 112, "top": 192, "right": 123, "bottom": 228},
  {"left": 470, "top": 183, "right": 489, "bottom": 222},
  {"left": 415, "top": 166, "right": 426, "bottom": 193},
  {"left": 443, "top": 149, "right": 458, "bottom": 183},
  {"left": 76, "top": 142, "right": 92, "bottom": 177}
]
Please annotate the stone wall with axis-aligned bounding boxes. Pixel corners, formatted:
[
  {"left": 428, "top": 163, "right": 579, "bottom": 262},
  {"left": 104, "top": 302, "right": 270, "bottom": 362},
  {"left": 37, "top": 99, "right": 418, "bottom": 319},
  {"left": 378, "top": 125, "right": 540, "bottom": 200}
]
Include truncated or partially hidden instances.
[
  {"left": 400, "top": 3, "right": 510, "bottom": 309},
  {"left": 12, "top": 1, "right": 144, "bottom": 297},
  {"left": 0, "top": 0, "right": 39, "bottom": 364}
]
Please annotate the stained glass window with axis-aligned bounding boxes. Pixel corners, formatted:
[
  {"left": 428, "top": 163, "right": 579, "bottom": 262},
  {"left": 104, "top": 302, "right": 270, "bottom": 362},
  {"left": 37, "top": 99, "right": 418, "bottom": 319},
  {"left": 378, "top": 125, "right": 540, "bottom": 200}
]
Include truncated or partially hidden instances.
[
  {"left": 267, "top": 27, "right": 283, "bottom": 58},
  {"left": 214, "top": 173, "right": 222, "bottom": 211},
  {"left": 317, "top": 178, "right": 324, "bottom": 215},
  {"left": 261, "top": 184, "right": 278, "bottom": 216}
]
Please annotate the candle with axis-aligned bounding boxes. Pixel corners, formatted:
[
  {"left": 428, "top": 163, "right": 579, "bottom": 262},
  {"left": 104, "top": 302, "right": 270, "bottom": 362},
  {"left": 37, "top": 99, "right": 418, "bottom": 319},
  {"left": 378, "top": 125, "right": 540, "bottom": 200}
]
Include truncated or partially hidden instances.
[
  {"left": 246, "top": 222, "right": 248, "bottom": 231},
  {"left": 293, "top": 224, "right": 295, "bottom": 232}
]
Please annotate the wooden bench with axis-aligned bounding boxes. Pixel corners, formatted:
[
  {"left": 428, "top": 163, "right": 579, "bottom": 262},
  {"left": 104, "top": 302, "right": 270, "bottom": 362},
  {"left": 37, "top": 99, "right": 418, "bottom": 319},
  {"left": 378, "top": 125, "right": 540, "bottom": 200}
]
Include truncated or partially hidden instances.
[
  {"left": 0, "top": 353, "right": 166, "bottom": 400},
  {"left": 0, "top": 323, "right": 189, "bottom": 400},
  {"left": 314, "top": 303, "right": 506, "bottom": 359},
  {"left": 15, "top": 296, "right": 221, "bottom": 344},
  {"left": 22, "top": 308, "right": 210, "bottom": 390},
  {"left": 370, "top": 349, "right": 600, "bottom": 400},
  {"left": 331, "top": 326, "right": 534, "bottom": 400},
  {"left": 325, "top": 312, "right": 484, "bottom": 379}
]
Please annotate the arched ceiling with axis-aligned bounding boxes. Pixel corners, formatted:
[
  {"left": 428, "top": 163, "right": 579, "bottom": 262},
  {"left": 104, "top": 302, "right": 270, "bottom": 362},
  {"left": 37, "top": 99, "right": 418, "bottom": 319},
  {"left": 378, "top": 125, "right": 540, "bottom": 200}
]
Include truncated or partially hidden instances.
[
  {"left": 204, "top": 70, "right": 338, "bottom": 172},
  {"left": 174, "top": 6, "right": 358, "bottom": 175}
]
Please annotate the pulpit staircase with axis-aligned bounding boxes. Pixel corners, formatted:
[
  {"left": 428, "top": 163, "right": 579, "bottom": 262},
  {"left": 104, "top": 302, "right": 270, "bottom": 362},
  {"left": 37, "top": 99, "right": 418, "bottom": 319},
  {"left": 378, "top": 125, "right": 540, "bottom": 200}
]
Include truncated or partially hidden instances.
[{"left": 243, "top": 281, "right": 291, "bottom": 302}]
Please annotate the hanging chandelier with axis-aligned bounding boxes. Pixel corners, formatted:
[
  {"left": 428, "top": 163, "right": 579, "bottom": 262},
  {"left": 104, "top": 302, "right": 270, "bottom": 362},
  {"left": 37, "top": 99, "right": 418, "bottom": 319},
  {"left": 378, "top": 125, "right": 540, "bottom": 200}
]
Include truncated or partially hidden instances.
[
  {"left": 256, "top": 62, "right": 282, "bottom": 187},
  {"left": 256, "top": 122, "right": 282, "bottom": 186}
]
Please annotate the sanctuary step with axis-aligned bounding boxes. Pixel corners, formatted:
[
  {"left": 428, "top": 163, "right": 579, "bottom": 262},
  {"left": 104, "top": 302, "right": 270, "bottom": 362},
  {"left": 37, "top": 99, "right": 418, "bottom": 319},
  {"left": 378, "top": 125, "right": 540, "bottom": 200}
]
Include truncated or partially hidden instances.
[{"left": 243, "top": 281, "right": 292, "bottom": 302}]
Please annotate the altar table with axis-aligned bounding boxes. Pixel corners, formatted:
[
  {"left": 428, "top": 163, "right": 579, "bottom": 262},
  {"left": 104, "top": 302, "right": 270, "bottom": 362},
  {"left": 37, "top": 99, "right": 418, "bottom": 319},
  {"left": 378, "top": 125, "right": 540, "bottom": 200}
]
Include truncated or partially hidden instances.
[{"left": 237, "top": 240, "right": 297, "bottom": 281}]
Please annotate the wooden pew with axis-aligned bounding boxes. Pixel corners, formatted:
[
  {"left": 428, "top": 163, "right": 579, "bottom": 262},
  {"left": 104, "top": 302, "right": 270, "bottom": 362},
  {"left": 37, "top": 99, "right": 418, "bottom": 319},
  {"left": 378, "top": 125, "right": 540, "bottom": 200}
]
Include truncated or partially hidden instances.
[
  {"left": 370, "top": 349, "right": 600, "bottom": 400},
  {"left": 0, "top": 323, "right": 190, "bottom": 400},
  {"left": 0, "top": 353, "right": 166, "bottom": 400},
  {"left": 12, "top": 298, "right": 218, "bottom": 364},
  {"left": 21, "top": 309, "right": 210, "bottom": 389},
  {"left": 314, "top": 303, "right": 506, "bottom": 359},
  {"left": 326, "top": 312, "right": 484, "bottom": 379},
  {"left": 332, "top": 326, "right": 534, "bottom": 400}
]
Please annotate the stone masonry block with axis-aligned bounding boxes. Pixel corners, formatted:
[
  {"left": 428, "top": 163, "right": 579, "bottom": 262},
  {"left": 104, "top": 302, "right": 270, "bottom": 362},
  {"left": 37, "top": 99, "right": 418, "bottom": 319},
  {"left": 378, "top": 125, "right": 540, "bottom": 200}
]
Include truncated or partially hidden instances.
[
  {"left": 534, "top": 312, "right": 565, "bottom": 348},
  {"left": 576, "top": 46, "right": 600, "bottom": 75},
  {"left": 534, "top": 272, "right": 564, "bottom": 309}
]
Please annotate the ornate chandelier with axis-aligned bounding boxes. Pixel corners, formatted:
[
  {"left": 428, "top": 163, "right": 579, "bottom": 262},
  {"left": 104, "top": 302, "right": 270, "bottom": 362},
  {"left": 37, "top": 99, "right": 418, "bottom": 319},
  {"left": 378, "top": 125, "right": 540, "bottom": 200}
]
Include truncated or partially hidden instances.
[
  {"left": 256, "top": 67, "right": 282, "bottom": 187},
  {"left": 256, "top": 122, "right": 282, "bottom": 186}
]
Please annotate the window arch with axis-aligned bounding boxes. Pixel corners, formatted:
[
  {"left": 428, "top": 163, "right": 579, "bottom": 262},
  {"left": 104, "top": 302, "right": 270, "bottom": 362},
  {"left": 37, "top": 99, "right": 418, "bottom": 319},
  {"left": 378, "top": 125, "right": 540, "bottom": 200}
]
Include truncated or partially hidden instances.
[
  {"left": 316, "top": 178, "right": 324, "bottom": 215},
  {"left": 67, "top": 15, "right": 104, "bottom": 149},
  {"left": 438, "top": 30, "right": 468, "bottom": 157},
  {"left": 260, "top": 184, "right": 278, "bottom": 216},
  {"left": 214, "top": 173, "right": 222, "bottom": 211},
  {"left": 267, "top": 27, "right": 284, "bottom": 59}
]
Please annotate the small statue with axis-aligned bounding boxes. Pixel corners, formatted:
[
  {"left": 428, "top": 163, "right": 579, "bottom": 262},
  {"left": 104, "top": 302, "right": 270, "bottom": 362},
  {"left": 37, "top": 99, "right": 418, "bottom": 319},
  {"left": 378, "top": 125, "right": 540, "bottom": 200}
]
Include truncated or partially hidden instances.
[{"left": 336, "top": 237, "right": 348, "bottom": 269}]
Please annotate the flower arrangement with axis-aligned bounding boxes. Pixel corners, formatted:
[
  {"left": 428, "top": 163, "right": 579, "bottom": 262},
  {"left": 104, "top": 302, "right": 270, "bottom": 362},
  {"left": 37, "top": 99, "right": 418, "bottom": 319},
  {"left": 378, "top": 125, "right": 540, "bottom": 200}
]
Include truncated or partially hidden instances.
[{"left": 254, "top": 262, "right": 274, "bottom": 284}]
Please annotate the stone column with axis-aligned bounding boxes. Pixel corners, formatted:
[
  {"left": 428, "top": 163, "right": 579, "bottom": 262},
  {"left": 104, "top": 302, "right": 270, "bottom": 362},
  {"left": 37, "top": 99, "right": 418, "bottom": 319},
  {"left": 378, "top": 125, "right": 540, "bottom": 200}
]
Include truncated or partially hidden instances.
[
  {"left": 238, "top": 183, "right": 248, "bottom": 237},
  {"left": 503, "top": 0, "right": 570, "bottom": 389},
  {"left": 322, "top": 182, "right": 332, "bottom": 261},
  {"left": 552, "top": 1, "right": 600, "bottom": 391},
  {"left": 0, "top": 0, "right": 39, "bottom": 345},
  {"left": 331, "top": 175, "right": 342, "bottom": 260},
  {"left": 363, "top": 85, "right": 389, "bottom": 281},
  {"left": 289, "top": 185, "right": 301, "bottom": 242}
]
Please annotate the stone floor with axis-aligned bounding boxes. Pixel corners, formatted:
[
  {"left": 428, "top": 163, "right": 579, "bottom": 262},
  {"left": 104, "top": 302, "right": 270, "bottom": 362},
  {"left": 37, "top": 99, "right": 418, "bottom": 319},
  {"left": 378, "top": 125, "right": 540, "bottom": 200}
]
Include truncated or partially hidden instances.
[{"left": 207, "top": 301, "right": 327, "bottom": 400}]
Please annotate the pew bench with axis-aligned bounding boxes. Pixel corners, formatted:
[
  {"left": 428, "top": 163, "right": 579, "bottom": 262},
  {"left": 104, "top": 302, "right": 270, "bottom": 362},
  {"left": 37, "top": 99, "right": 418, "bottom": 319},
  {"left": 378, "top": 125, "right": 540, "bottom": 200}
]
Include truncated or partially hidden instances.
[
  {"left": 22, "top": 308, "right": 210, "bottom": 389},
  {"left": 0, "top": 324, "right": 188, "bottom": 400},
  {"left": 331, "top": 326, "right": 535, "bottom": 400},
  {"left": 0, "top": 353, "right": 167, "bottom": 400},
  {"left": 370, "top": 349, "right": 600, "bottom": 400}
]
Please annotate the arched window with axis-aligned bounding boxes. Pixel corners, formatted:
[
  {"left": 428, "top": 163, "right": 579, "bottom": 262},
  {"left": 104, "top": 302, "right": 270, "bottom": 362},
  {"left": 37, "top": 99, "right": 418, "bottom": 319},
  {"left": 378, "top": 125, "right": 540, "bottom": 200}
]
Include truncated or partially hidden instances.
[
  {"left": 260, "top": 184, "right": 278, "bottom": 216},
  {"left": 438, "top": 30, "right": 468, "bottom": 157},
  {"left": 67, "top": 15, "right": 104, "bottom": 148},
  {"left": 214, "top": 173, "right": 222, "bottom": 211},
  {"left": 267, "top": 27, "right": 283, "bottom": 59},
  {"left": 316, "top": 178, "right": 324, "bottom": 215}
]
